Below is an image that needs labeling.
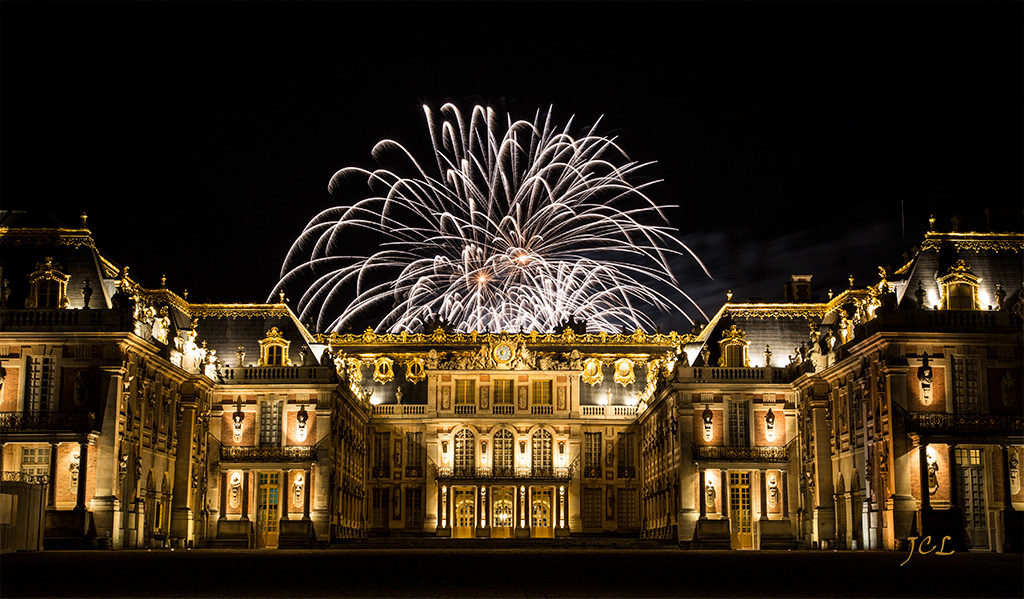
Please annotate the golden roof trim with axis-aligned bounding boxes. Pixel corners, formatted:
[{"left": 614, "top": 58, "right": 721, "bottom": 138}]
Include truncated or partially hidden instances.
[
  {"left": 190, "top": 303, "right": 293, "bottom": 319},
  {"left": 0, "top": 227, "right": 95, "bottom": 249},
  {"left": 724, "top": 303, "right": 828, "bottom": 319},
  {"left": 322, "top": 328, "right": 688, "bottom": 347}
]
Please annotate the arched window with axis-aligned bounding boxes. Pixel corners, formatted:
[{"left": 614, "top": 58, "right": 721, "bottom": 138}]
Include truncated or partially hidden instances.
[
  {"left": 532, "top": 429, "right": 552, "bottom": 476},
  {"left": 454, "top": 429, "right": 475, "bottom": 476},
  {"left": 718, "top": 325, "right": 749, "bottom": 367},
  {"left": 938, "top": 259, "right": 980, "bottom": 311},
  {"left": 25, "top": 258, "right": 69, "bottom": 309},
  {"left": 258, "top": 328, "right": 291, "bottom": 366},
  {"left": 493, "top": 429, "right": 514, "bottom": 476}
]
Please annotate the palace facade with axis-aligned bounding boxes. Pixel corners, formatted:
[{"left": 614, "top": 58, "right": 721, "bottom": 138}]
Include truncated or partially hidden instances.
[{"left": 0, "top": 210, "right": 1020, "bottom": 552}]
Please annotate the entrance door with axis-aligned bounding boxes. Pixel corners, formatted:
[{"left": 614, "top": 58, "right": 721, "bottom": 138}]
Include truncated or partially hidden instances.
[
  {"left": 492, "top": 487, "right": 514, "bottom": 538},
  {"left": 531, "top": 488, "right": 553, "bottom": 538},
  {"left": 256, "top": 472, "right": 280, "bottom": 548},
  {"left": 730, "top": 472, "right": 753, "bottom": 549},
  {"left": 453, "top": 488, "right": 475, "bottom": 538},
  {"left": 956, "top": 449, "right": 989, "bottom": 549}
]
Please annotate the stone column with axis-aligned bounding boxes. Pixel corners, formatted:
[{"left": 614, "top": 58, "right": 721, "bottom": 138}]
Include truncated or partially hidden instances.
[
  {"left": 698, "top": 468, "right": 707, "bottom": 519},
  {"left": 240, "top": 469, "right": 250, "bottom": 521},
  {"left": 1001, "top": 445, "right": 1015, "bottom": 511},
  {"left": 721, "top": 469, "right": 730, "bottom": 519},
  {"left": 917, "top": 436, "right": 931, "bottom": 510},
  {"left": 303, "top": 468, "right": 312, "bottom": 520},
  {"left": 782, "top": 469, "right": 790, "bottom": 519},
  {"left": 281, "top": 470, "right": 290, "bottom": 520},
  {"left": 219, "top": 470, "right": 227, "bottom": 520},
  {"left": 75, "top": 442, "right": 89, "bottom": 510},
  {"left": 759, "top": 469, "right": 768, "bottom": 521},
  {"left": 47, "top": 443, "right": 59, "bottom": 508},
  {"left": 947, "top": 445, "right": 959, "bottom": 509}
]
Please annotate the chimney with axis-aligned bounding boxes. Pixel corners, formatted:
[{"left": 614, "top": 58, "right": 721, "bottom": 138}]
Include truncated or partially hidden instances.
[{"left": 784, "top": 275, "right": 813, "bottom": 303}]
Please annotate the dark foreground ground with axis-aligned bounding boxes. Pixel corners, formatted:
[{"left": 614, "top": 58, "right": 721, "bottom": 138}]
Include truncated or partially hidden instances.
[{"left": 1, "top": 548, "right": 1022, "bottom": 598}]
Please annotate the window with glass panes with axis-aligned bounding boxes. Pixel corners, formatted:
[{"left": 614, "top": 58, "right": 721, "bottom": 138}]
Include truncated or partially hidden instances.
[
  {"left": 616, "top": 433, "right": 635, "bottom": 477},
  {"left": 947, "top": 282, "right": 976, "bottom": 310},
  {"left": 728, "top": 400, "right": 749, "bottom": 446},
  {"left": 454, "top": 429, "right": 475, "bottom": 474},
  {"left": 28, "top": 356, "right": 56, "bottom": 411},
  {"left": 405, "top": 432, "right": 423, "bottom": 476},
  {"left": 532, "top": 430, "right": 553, "bottom": 474},
  {"left": 616, "top": 488, "right": 637, "bottom": 529},
  {"left": 583, "top": 487, "right": 603, "bottom": 528},
  {"left": 373, "top": 432, "right": 390, "bottom": 477},
  {"left": 953, "top": 355, "right": 982, "bottom": 414},
  {"left": 21, "top": 446, "right": 50, "bottom": 477},
  {"left": 493, "top": 380, "right": 514, "bottom": 404},
  {"left": 531, "top": 380, "right": 552, "bottom": 405},
  {"left": 493, "top": 429, "right": 514, "bottom": 475},
  {"left": 405, "top": 487, "right": 423, "bottom": 527},
  {"left": 584, "top": 432, "right": 602, "bottom": 477},
  {"left": 259, "top": 401, "right": 283, "bottom": 446},
  {"left": 455, "top": 380, "right": 476, "bottom": 405},
  {"left": 725, "top": 345, "right": 745, "bottom": 367}
]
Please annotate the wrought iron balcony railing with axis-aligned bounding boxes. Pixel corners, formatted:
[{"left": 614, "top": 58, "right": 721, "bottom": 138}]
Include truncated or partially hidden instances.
[
  {"left": 1, "top": 471, "right": 50, "bottom": 485},
  {"left": 435, "top": 465, "right": 572, "bottom": 481},
  {"left": 908, "top": 412, "right": 1024, "bottom": 435},
  {"left": 220, "top": 445, "right": 317, "bottom": 462},
  {"left": 0, "top": 411, "right": 96, "bottom": 432},
  {"left": 693, "top": 445, "right": 790, "bottom": 463}
]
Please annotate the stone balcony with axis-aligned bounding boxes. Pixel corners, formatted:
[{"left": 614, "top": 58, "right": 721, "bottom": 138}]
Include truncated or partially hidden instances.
[
  {"left": 220, "top": 365, "right": 337, "bottom": 384},
  {"left": 0, "top": 411, "right": 98, "bottom": 442},
  {"left": 220, "top": 445, "right": 317, "bottom": 463},
  {"left": 693, "top": 444, "right": 790, "bottom": 463},
  {"left": 0, "top": 308, "right": 133, "bottom": 331}
]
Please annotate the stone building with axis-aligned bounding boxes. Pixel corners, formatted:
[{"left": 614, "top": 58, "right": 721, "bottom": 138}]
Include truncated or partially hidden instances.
[{"left": 1, "top": 210, "right": 1020, "bottom": 551}]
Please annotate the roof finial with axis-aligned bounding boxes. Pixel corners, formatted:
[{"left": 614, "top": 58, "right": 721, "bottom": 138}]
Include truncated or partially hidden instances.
[
  {"left": 928, "top": 214, "right": 936, "bottom": 231},
  {"left": 726, "top": 290, "right": 733, "bottom": 302},
  {"left": 80, "top": 212, "right": 88, "bottom": 229},
  {"left": 161, "top": 274, "right": 167, "bottom": 288}
]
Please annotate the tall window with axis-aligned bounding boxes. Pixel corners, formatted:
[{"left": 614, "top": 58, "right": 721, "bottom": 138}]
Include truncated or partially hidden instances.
[
  {"left": 28, "top": 357, "right": 56, "bottom": 411},
  {"left": 371, "top": 488, "right": 389, "bottom": 528},
  {"left": 583, "top": 487, "right": 603, "bottom": 528},
  {"left": 259, "top": 400, "right": 283, "bottom": 446},
  {"left": 725, "top": 345, "right": 745, "bottom": 367},
  {"left": 616, "top": 433, "right": 635, "bottom": 478},
  {"left": 405, "top": 432, "right": 423, "bottom": 477},
  {"left": 266, "top": 346, "right": 283, "bottom": 366},
  {"left": 21, "top": 446, "right": 50, "bottom": 477},
  {"left": 617, "top": 488, "right": 637, "bottom": 529},
  {"left": 405, "top": 487, "right": 423, "bottom": 527},
  {"left": 584, "top": 432, "right": 602, "bottom": 477},
  {"left": 493, "top": 380, "right": 514, "bottom": 404},
  {"left": 947, "top": 283, "right": 976, "bottom": 310},
  {"left": 953, "top": 355, "right": 982, "bottom": 414},
  {"left": 373, "top": 432, "right": 390, "bottom": 478},
  {"left": 728, "top": 400, "right": 749, "bottom": 446},
  {"left": 493, "top": 429, "right": 514, "bottom": 475},
  {"left": 455, "top": 380, "right": 476, "bottom": 405},
  {"left": 454, "top": 429, "right": 475, "bottom": 475},
  {"left": 532, "top": 430, "right": 553, "bottom": 475},
  {"left": 531, "top": 381, "right": 552, "bottom": 405}
]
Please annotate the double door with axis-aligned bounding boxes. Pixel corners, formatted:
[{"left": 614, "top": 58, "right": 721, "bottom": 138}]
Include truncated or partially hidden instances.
[
  {"left": 729, "top": 472, "right": 753, "bottom": 549},
  {"left": 256, "top": 472, "right": 280, "bottom": 548}
]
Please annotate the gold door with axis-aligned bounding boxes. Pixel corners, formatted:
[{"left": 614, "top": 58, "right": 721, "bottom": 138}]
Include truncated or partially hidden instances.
[
  {"left": 531, "top": 488, "right": 553, "bottom": 538},
  {"left": 453, "top": 488, "right": 475, "bottom": 539},
  {"left": 730, "top": 472, "right": 752, "bottom": 549},
  {"left": 491, "top": 488, "right": 514, "bottom": 538},
  {"left": 256, "top": 472, "right": 280, "bottom": 548}
]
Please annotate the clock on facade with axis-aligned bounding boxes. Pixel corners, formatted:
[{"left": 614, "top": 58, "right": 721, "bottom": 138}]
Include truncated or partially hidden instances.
[{"left": 492, "top": 342, "right": 514, "bottom": 364}]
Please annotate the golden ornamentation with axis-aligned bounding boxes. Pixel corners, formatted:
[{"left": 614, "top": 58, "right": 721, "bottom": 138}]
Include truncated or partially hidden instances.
[
  {"left": 258, "top": 327, "right": 291, "bottom": 366},
  {"left": 0, "top": 228, "right": 95, "bottom": 249},
  {"left": 613, "top": 358, "right": 635, "bottom": 386},
  {"left": 189, "top": 304, "right": 292, "bottom": 319},
  {"left": 373, "top": 356, "right": 395, "bottom": 384},
  {"left": 718, "top": 325, "right": 750, "bottom": 367},
  {"left": 581, "top": 358, "right": 604, "bottom": 385},
  {"left": 405, "top": 357, "right": 426, "bottom": 384},
  {"left": 25, "top": 257, "right": 70, "bottom": 309}
]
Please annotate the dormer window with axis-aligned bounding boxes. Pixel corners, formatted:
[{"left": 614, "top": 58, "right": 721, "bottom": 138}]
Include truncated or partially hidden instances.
[
  {"left": 25, "top": 258, "right": 70, "bottom": 309},
  {"left": 718, "top": 325, "right": 749, "bottom": 367},
  {"left": 258, "top": 327, "right": 291, "bottom": 366},
  {"left": 938, "top": 259, "right": 980, "bottom": 310}
]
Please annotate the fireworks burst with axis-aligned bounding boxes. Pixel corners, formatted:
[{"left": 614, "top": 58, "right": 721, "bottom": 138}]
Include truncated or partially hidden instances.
[{"left": 275, "top": 104, "right": 710, "bottom": 333}]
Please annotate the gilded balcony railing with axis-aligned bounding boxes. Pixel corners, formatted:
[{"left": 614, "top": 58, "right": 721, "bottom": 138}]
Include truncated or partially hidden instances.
[
  {"left": 220, "top": 445, "right": 317, "bottom": 462},
  {"left": 0, "top": 411, "right": 96, "bottom": 432},
  {"left": 435, "top": 465, "right": 573, "bottom": 480},
  {"left": 693, "top": 445, "right": 790, "bottom": 463}
]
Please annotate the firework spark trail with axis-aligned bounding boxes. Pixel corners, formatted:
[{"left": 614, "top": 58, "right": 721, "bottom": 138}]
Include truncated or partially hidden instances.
[{"left": 274, "top": 104, "right": 711, "bottom": 333}]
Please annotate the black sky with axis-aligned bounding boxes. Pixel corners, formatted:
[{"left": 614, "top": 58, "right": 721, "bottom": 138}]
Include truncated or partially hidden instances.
[{"left": 2, "top": 1, "right": 1021, "bottom": 332}]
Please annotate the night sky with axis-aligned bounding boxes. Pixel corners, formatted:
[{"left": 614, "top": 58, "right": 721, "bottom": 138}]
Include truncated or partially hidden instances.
[{"left": 2, "top": 2, "right": 1021, "bottom": 332}]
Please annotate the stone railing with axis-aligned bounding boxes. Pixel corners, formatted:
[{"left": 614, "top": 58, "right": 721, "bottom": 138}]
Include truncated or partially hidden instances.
[
  {"left": 220, "top": 445, "right": 317, "bottom": 462},
  {"left": 908, "top": 412, "right": 1024, "bottom": 435},
  {"left": 371, "top": 404, "right": 427, "bottom": 417},
  {"left": 221, "top": 366, "right": 336, "bottom": 383},
  {"left": 0, "top": 308, "right": 133, "bottom": 330},
  {"left": 693, "top": 445, "right": 790, "bottom": 463},
  {"left": 581, "top": 405, "right": 637, "bottom": 418},
  {"left": 683, "top": 367, "right": 792, "bottom": 383},
  {"left": 0, "top": 411, "right": 96, "bottom": 432}
]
